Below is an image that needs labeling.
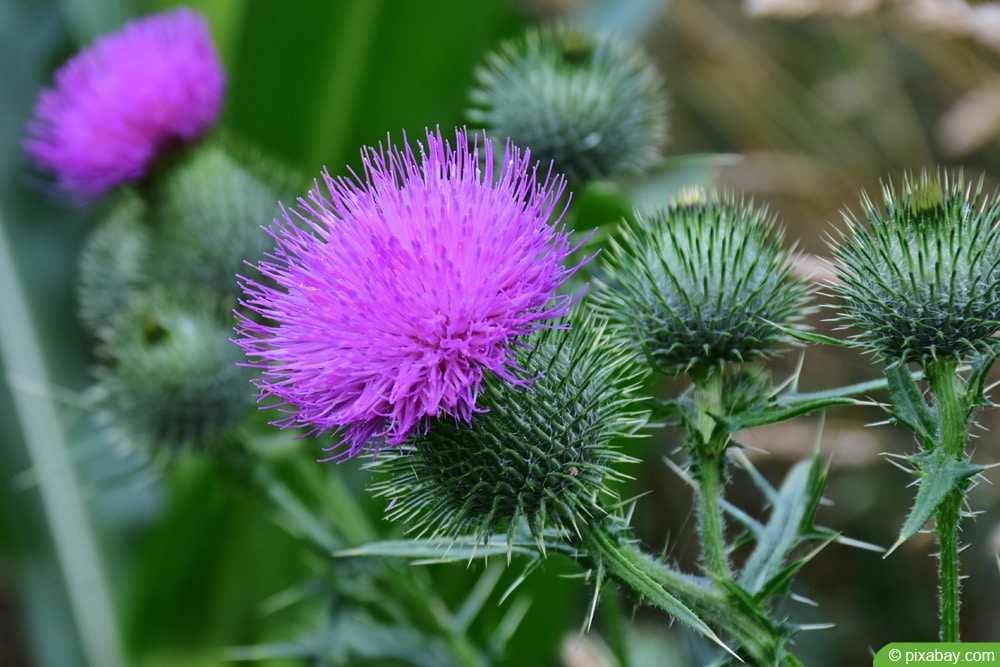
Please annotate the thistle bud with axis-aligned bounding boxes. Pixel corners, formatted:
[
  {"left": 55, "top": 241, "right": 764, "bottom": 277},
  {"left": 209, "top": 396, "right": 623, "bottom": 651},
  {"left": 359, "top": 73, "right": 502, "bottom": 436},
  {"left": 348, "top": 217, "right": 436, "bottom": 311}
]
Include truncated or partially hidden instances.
[
  {"left": 367, "top": 317, "right": 647, "bottom": 546},
  {"left": 149, "top": 143, "right": 291, "bottom": 301},
  {"left": 469, "top": 25, "right": 667, "bottom": 185},
  {"left": 831, "top": 171, "right": 1000, "bottom": 364},
  {"left": 595, "top": 188, "right": 810, "bottom": 377},
  {"left": 77, "top": 191, "right": 150, "bottom": 344},
  {"left": 96, "top": 288, "right": 253, "bottom": 456}
]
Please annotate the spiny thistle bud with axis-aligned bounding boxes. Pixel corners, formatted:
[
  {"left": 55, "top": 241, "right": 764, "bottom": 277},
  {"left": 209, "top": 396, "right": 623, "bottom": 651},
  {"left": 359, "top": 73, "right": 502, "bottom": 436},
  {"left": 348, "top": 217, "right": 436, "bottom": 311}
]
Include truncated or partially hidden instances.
[
  {"left": 77, "top": 191, "right": 150, "bottom": 344},
  {"left": 595, "top": 188, "right": 810, "bottom": 377},
  {"left": 831, "top": 171, "right": 1000, "bottom": 364},
  {"left": 150, "top": 143, "right": 289, "bottom": 300},
  {"left": 367, "top": 317, "right": 647, "bottom": 547},
  {"left": 468, "top": 25, "right": 667, "bottom": 185},
  {"left": 96, "top": 288, "right": 252, "bottom": 456}
]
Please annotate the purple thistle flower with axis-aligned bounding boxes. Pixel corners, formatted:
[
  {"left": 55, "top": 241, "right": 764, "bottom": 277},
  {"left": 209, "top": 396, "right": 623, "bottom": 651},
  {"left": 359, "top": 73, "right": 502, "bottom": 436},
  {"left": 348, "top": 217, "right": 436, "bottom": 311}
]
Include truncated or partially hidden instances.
[
  {"left": 236, "top": 127, "right": 590, "bottom": 461},
  {"left": 24, "top": 7, "right": 225, "bottom": 202}
]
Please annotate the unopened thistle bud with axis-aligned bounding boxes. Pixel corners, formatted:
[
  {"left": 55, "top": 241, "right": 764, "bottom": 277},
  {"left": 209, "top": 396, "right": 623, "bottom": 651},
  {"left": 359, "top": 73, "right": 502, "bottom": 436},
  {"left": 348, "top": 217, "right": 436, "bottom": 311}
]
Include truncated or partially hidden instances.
[
  {"left": 469, "top": 26, "right": 667, "bottom": 185},
  {"left": 595, "top": 188, "right": 810, "bottom": 377},
  {"left": 97, "top": 288, "right": 252, "bottom": 455},
  {"left": 77, "top": 191, "right": 150, "bottom": 343},
  {"left": 367, "top": 317, "right": 647, "bottom": 546},
  {"left": 831, "top": 171, "right": 1000, "bottom": 364},
  {"left": 150, "top": 143, "right": 290, "bottom": 301}
]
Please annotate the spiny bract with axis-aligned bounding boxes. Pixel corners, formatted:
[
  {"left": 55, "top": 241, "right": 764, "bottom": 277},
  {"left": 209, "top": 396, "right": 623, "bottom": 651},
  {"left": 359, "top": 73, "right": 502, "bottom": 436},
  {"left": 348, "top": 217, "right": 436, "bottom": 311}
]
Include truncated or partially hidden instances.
[
  {"left": 831, "top": 171, "right": 1000, "bottom": 364},
  {"left": 595, "top": 188, "right": 810, "bottom": 377},
  {"left": 469, "top": 25, "right": 667, "bottom": 185},
  {"left": 367, "top": 317, "right": 647, "bottom": 548},
  {"left": 97, "top": 288, "right": 253, "bottom": 456}
]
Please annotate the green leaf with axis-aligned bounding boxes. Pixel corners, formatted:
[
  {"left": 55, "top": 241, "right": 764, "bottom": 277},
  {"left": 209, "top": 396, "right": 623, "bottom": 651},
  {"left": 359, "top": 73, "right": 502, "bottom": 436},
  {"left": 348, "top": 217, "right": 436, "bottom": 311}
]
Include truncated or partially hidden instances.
[
  {"left": 739, "top": 456, "right": 827, "bottom": 596},
  {"left": 718, "top": 394, "right": 859, "bottom": 431},
  {"left": 335, "top": 535, "right": 565, "bottom": 564},
  {"left": 884, "top": 362, "right": 939, "bottom": 442},
  {"left": 755, "top": 537, "right": 835, "bottom": 603},
  {"left": 886, "top": 450, "right": 984, "bottom": 556},
  {"left": 584, "top": 524, "right": 739, "bottom": 660},
  {"left": 769, "top": 323, "right": 860, "bottom": 348},
  {"left": 965, "top": 343, "right": 1000, "bottom": 408}
]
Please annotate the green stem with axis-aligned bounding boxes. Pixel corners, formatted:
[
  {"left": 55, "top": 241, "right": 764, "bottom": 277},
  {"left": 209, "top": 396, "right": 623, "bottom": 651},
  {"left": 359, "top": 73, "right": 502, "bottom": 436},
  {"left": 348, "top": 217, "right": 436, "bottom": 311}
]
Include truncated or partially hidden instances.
[
  {"left": 925, "top": 359, "right": 966, "bottom": 642},
  {"left": 0, "top": 215, "right": 126, "bottom": 667},
  {"left": 697, "top": 454, "right": 731, "bottom": 580},
  {"left": 690, "top": 370, "right": 732, "bottom": 580},
  {"left": 936, "top": 490, "right": 963, "bottom": 642},
  {"left": 580, "top": 521, "right": 789, "bottom": 665}
]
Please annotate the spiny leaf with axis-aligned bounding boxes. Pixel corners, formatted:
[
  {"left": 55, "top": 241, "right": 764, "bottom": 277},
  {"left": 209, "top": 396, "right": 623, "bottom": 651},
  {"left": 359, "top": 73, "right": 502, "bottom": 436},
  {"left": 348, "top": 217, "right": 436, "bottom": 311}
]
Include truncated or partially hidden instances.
[
  {"left": 884, "top": 362, "right": 939, "bottom": 442},
  {"left": 885, "top": 450, "right": 985, "bottom": 557},
  {"left": 334, "top": 534, "right": 569, "bottom": 563},
  {"left": 716, "top": 394, "right": 860, "bottom": 431},
  {"left": 770, "top": 324, "right": 860, "bottom": 349},
  {"left": 965, "top": 343, "right": 1000, "bottom": 408},
  {"left": 755, "top": 537, "right": 835, "bottom": 603},
  {"left": 739, "top": 456, "right": 826, "bottom": 595}
]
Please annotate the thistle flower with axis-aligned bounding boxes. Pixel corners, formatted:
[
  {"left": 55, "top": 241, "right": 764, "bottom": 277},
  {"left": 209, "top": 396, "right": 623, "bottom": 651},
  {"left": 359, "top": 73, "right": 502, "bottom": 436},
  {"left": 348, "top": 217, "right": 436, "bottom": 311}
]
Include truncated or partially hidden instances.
[
  {"left": 469, "top": 26, "right": 667, "bottom": 185},
  {"left": 24, "top": 7, "right": 225, "bottom": 202},
  {"left": 368, "top": 317, "right": 646, "bottom": 545},
  {"left": 831, "top": 171, "right": 1000, "bottom": 364},
  {"left": 595, "top": 188, "right": 810, "bottom": 377},
  {"left": 236, "top": 127, "right": 589, "bottom": 461}
]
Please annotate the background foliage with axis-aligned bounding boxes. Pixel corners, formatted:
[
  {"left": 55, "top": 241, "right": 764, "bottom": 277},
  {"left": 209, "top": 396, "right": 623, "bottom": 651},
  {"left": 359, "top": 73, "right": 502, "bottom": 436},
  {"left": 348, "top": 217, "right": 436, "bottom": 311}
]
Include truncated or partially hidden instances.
[{"left": 1, "top": 0, "right": 999, "bottom": 665}]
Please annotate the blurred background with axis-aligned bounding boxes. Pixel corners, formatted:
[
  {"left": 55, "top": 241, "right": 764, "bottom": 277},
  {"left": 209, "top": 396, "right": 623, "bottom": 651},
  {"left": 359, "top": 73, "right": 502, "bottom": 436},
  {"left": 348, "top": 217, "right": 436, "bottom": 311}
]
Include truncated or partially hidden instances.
[{"left": 1, "top": 0, "right": 999, "bottom": 665}]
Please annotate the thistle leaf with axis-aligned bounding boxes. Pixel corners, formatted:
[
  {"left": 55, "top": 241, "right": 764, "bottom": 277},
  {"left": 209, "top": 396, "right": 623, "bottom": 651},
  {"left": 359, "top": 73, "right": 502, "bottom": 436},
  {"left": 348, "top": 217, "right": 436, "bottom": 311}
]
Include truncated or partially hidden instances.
[
  {"left": 717, "top": 394, "right": 859, "bottom": 431},
  {"left": 965, "top": 343, "right": 1000, "bottom": 408},
  {"left": 739, "top": 455, "right": 827, "bottom": 596},
  {"left": 886, "top": 450, "right": 985, "bottom": 556},
  {"left": 334, "top": 535, "right": 563, "bottom": 563},
  {"left": 884, "top": 362, "right": 938, "bottom": 442}
]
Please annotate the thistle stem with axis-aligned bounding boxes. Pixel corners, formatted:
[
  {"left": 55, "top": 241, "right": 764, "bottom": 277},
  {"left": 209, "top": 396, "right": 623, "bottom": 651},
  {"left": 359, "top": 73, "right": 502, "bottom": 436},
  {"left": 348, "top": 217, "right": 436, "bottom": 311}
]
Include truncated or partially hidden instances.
[
  {"left": 580, "top": 521, "right": 791, "bottom": 665},
  {"left": 690, "top": 370, "right": 732, "bottom": 580},
  {"left": 925, "top": 359, "right": 966, "bottom": 642},
  {"left": 697, "top": 454, "right": 731, "bottom": 580}
]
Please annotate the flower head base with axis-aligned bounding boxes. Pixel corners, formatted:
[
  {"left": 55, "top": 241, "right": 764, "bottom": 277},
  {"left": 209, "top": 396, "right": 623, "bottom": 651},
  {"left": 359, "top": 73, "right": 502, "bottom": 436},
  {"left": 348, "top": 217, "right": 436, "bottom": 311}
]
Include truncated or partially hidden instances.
[
  {"left": 469, "top": 26, "right": 667, "bottom": 185},
  {"left": 831, "top": 171, "right": 1000, "bottom": 364},
  {"left": 236, "top": 127, "right": 589, "bottom": 461},
  {"left": 25, "top": 7, "right": 225, "bottom": 202},
  {"left": 368, "top": 317, "right": 647, "bottom": 546},
  {"left": 595, "top": 188, "right": 810, "bottom": 377}
]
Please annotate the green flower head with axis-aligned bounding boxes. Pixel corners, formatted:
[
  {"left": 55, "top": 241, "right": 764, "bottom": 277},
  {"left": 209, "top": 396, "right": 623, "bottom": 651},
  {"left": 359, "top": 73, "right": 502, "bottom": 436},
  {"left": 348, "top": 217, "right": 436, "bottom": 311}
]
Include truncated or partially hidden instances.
[
  {"left": 469, "top": 25, "right": 667, "bottom": 185},
  {"left": 96, "top": 287, "right": 253, "bottom": 457},
  {"left": 367, "top": 316, "right": 647, "bottom": 548},
  {"left": 831, "top": 171, "right": 1000, "bottom": 364},
  {"left": 596, "top": 187, "right": 811, "bottom": 377}
]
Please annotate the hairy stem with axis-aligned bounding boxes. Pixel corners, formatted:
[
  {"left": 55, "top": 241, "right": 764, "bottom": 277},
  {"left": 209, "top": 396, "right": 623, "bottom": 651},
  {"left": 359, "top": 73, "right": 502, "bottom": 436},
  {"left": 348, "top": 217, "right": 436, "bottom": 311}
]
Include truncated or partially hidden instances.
[
  {"left": 581, "top": 521, "right": 791, "bottom": 666},
  {"left": 926, "top": 359, "right": 966, "bottom": 642},
  {"left": 690, "top": 370, "right": 732, "bottom": 580},
  {"left": 697, "top": 453, "right": 731, "bottom": 580}
]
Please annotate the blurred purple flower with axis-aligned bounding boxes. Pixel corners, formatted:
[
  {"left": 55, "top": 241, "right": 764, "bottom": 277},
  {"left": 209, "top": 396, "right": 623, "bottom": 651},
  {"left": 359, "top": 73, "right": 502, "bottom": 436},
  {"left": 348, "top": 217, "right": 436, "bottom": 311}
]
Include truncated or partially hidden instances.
[
  {"left": 24, "top": 7, "right": 225, "bottom": 202},
  {"left": 236, "top": 127, "right": 589, "bottom": 461}
]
